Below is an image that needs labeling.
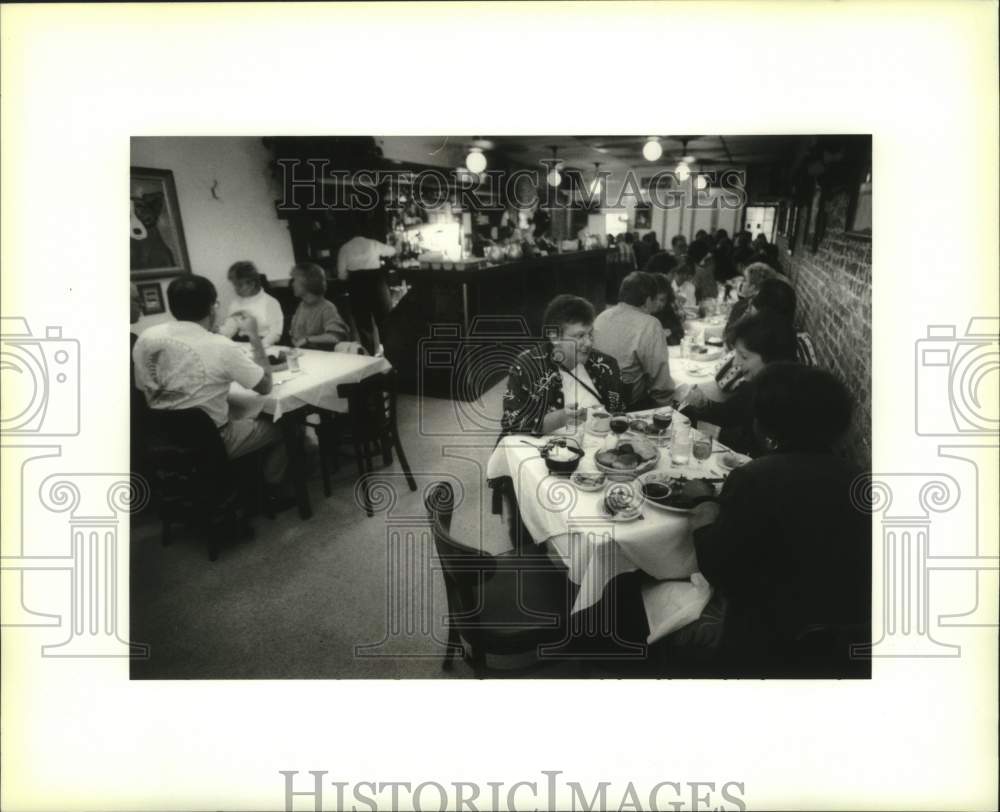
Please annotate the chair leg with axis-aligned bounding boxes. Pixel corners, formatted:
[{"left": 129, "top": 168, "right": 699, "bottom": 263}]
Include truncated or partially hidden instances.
[
  {"left": 393, "top": 434, "right": 417, "bottom": 492},
  {"left": 442, "top": 623, "right": 462, "bottom": 671},
  {"left": 380, "top": 435, "right": 393, "bottom": 466}
]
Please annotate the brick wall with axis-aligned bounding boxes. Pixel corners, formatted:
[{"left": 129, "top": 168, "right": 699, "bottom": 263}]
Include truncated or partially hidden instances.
[{"left": 775, "top": 189, "right": 872, "bottom": 468}]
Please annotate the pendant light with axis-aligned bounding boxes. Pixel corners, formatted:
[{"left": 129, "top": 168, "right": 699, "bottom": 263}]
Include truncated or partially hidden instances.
[
  {"left": 589, "top": 162, "right": 603, "bottom": 197},
  {"left": 642, "top": 137, "right": 663, "bottom": 162},
  {"left": 546, "top": 145, "right": 563, "bottom": 187},
  {"left": 465, "top": 147, "right": 487, "bottom": 174}
]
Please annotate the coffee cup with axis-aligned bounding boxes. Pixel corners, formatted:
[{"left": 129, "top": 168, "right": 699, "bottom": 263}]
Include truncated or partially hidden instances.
[{"left": 590, "top": 410, "right": 611, "bottom": 433}]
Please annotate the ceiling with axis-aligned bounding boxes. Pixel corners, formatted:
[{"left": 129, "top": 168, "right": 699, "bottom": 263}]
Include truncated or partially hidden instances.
[{"left": 377, "top": 135, "right": 810, "bottom": 174}]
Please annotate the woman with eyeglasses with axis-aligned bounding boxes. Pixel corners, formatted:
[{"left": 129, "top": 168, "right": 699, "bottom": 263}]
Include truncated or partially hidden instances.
[{"left": 500, "top": 294, "right": 625, "bottom": 437}]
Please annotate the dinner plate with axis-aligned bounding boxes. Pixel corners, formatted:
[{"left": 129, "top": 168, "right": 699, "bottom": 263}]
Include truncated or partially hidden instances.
[
  {"left": 571, "top": 472, "right": 607, "bottom": 492},
  {"left": 718, "top": 451, "right": 751, "bottom": 471},
  {"left": 637, "top": 472, "right": 706, "bottom": 514},
  {"left": 683, "top": 365, "right": 711, "bottom": 378}
]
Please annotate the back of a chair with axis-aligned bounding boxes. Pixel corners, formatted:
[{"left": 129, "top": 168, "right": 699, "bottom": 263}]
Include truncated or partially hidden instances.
[
  {"left": 146, "top": 408, "right": 234, "bottom": 505},
  {"left": 425, "top": 482, "right": 496, "bottom": 621},
  {"left": 338, "top": 369, "right": 398, "bottom": 444}
]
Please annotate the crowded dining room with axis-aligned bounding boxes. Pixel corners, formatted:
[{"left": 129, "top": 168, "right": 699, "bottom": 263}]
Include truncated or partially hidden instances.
[{"left": 129, "top": 133, "right": 873, "bottom": 680}]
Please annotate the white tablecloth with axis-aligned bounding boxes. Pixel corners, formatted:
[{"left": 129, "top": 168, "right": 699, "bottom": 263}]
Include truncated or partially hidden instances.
[
  {"left": 228, "top": 348, "right": 391, "bottom": 421},
  {"left": 486, "top": 411, "right": 733, "bottom": 614},
  {"left": 668, "top": 344, "right": 724, "bottom": 401}
]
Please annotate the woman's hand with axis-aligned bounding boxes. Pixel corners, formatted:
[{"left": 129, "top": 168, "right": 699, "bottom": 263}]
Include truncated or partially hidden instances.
[
  {"left": 292, "top": 336, "right": 308, "bottom": 348},
  {"left": 540, "top": 409, "right": 569, "bottom": 435},
  {"left": 685, "top": 385, "right": 709, "bottom": 409}
]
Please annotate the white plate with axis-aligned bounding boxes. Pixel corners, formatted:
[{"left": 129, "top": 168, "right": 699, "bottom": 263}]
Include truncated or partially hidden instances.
[
  {"left": 571, "top": 473, "right": 607, "bottom": 492},
  {"left": 683, "top": 365, "right": 711, "bottom": 378},
  {"left": 718, "top": 452, "right": 751, "bottom": 470}
]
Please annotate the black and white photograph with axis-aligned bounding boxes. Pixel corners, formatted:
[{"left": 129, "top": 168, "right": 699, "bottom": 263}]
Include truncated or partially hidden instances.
[
  {"left": 128, "top": 134, "right": 874, "bottom": 680},
  {"left": 3, "top": 3, "right": 996, "bottom": 811}
]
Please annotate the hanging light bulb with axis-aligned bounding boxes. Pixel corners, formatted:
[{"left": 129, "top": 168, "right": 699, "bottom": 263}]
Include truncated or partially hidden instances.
[
  {"left": 589, "top": 162, "right": 603, "bottom": 197},
  {"left": 465, "top": 148, "right": 487, "bottom": 174},
  {"left": 695, "top": 173, "right": 708, "bottom": 191},
  {"left": 642, "top": 138, "right": 663, "bottom": 162},
  {"left": 675, "top": 162, "right": 691, "bottom": 182},
  {"left": 546, "top": 145, "right": 562, "bottom": 187}
]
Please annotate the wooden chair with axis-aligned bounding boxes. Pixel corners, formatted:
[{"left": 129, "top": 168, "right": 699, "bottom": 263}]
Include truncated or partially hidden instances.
[
  {"left": 425, "top": 482, "right": 574, "bottom": 676},
  {"left": 144, "top": 408, "right": 271, "bottom": 561},
  {"left": 316, "top": 369, "right": 416, "bottom": 514}
]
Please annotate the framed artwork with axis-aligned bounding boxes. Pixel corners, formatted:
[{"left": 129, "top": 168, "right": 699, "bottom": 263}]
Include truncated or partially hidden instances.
[
  {"left": 136, "top": 281, "right": 165, "bottom": 315},
  {"left": 633, "top": 202, "right": 652, "bottom": 230},
  {"left": 130, "top": 167, "right": 191, "bottom": 279},
  {"left": 785, "top": 205, "right": 800, "bottom": 254},
  {"left": 845, "top": 165, "right": 873, "bottom": 238}
]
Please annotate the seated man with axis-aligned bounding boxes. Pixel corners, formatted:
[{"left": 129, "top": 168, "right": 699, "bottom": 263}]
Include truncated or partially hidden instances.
[
  {"left": 501, "top": 294, "right": 624, "bottom": 437},
  {"left": 133, "top": 274, "right": 290, "bottom": 507},
  {"left": 593, "top": 272, "right": 675, "bottom": 410}
]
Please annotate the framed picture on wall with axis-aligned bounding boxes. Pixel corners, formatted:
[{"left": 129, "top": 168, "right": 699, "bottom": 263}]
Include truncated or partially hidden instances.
[
  {"left": 130, "top": 167, "right": 191, "bottom": 279},
  {"left": 136, "top": 281, "right": 166, "bottom": 315}
]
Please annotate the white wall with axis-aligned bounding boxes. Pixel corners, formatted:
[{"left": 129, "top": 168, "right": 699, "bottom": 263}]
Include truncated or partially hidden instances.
[{"left": 130, "top": 137, "right": 296, "bottom": 331}]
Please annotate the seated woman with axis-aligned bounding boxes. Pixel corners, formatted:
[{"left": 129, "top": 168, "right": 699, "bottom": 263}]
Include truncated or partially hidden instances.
[
  {"left": 218, "top": 261, "right": 284, "bottom": 347},
  {"left": 650, "top": 272, "right": 684, "bottom": 346},
  {"left": 501, "top": 294, "right": 625, "bottom": 437},
  {"left": 684, "top": 313, "right": 797, "bottom": 456},
  {"left": 689, "top": 364, "right": 870, "bottom": 677},
  {"left": 288, "top": 263, "right": 361, "bottom": 352},
  {"left": 749, "top": 278, "right": 819, "bottom": 366}
]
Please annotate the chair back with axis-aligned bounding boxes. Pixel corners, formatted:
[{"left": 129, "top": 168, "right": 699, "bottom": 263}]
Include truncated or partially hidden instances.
[
  {"left": 146, "top": 408, "right": 235, "bottom": 506},
  {"left": 425, "top": 482, "right": 496, "bottom": 620},
  {"left": 337, "top": 369, "right": 399, "bottom": 444}
]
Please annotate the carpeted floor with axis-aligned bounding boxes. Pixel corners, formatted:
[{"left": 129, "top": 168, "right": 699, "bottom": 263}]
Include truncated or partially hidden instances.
[{"left": 130, "top": 381, "right": 595, "bottom": 679}]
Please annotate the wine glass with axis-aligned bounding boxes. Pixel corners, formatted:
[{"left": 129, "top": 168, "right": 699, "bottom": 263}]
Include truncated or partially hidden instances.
[
  {"left": 609, "top": 412, "right": 629, "bottom": 447},
  {"left": 652, "top": 408, "right": 673, "bottom": 448},
  {"left": 692, "top": 429, "right": 713, "bottom": 471}
]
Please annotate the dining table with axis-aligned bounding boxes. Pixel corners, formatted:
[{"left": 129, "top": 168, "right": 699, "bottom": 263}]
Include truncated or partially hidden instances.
[
  {"left": 485, "top": 408, "right": 742, "bottom": 616},
  {"left": 228, "top": 346, "right": 392, "bottom": 519}
]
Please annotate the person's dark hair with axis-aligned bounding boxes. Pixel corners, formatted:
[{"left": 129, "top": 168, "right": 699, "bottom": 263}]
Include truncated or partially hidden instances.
[
  {"left": 227, "top": 260, "right": 262, "bottom": 293},
  {"left": 671, "top": 234, "right": 686, "bottom": 250},
  {"left": 728, "top": 312, "right": 797, "bottom": 363},
  {"left": 687, "top": 240, "right": 711, "bottom": 265},
  {"left": 715, "top": 228, "right": 729, "bottom": 241},
  {"left": 753, "top": 363, "right": 853, "bottom": 452},
  {"left": 167, "top": 275, "right": 217, "bottom": 322},
  {"left": 291, "top": 262, "right": 327, "bottom": 297},
  {"left": 753, "top": 277, "right": 797, "bottom": 322},
  {"left": 650, "top": 272, "right": 675, "bottom": 302},
  {"left": 623, "top": 232, "right": 635, "bottom": 245},
  {"left": 542, "top": 294, "right": 595, "bottom": 337},
  {"left": 694, "top": 229, "right": 708, "bottom": 242},
  {"left": 618, "top": 271, "right": 658, "bottom": 307}
]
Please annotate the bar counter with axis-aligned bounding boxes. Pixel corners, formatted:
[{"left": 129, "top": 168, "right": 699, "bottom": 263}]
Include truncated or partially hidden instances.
[{"left": 384, "top": 249, "right": 611, "bottom": 399}]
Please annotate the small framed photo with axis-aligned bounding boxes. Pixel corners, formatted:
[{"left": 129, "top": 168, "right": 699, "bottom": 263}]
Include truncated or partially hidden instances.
[{"left": 136, "top": 281, "right": 165, "bottom": 315}]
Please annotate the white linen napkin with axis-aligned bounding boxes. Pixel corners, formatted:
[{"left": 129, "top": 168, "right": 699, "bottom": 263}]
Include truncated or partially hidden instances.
[{"left": 641, "top": 572, "right": 713, "bottom": 644}]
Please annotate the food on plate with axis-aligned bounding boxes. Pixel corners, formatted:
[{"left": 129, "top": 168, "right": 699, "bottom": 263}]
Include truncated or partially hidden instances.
[
  {"left": 705, "top": 336, "right": 724, "bottom": 347},
  {"left": 642, "top": 476, "right": 716, "bottom": 509},
  {"left": 547, "top": 445, "right": 577, "bottom": 462},
  {"left": 541, "top": 438, "right": 584, "bottom": 474},
  {"left": 595, "top": 438, "right": 659, "bottom": 472},
  {"left": 640, "top": 481, "right": 672, "bottom": 503},
  {"left": 690, "top": 344, "right": 710, "bottom": 356},
  {"left": 603, "top": 483, "right": 641, "bottom": 517},
  {"left": 629, "top": 418, "right": 649, "bottom": 434},
  {"left": 572, "top": 472, "right": 606, "bottom": 489},
  {"left": 721, "top": 451, "right": 751, "bottom": 469}
]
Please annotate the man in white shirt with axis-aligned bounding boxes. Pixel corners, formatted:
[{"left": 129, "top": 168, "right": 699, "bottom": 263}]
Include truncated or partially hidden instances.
[
  {"left": 594, "top": 271, "right": 676, "bottom": 409},
  {"left": 133, "top": 274, "right": 288, "bottom": 496},
  {"left": 217, "top": 261, "right": 285, "bottom": 347},
  {"left": 336, "top": 221, "right": 397, "bottom": 355}
]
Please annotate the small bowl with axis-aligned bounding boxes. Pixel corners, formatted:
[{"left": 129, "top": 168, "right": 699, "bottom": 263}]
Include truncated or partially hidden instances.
[{"left": 541, "top": 438, "right": 584, "bottom": 475}]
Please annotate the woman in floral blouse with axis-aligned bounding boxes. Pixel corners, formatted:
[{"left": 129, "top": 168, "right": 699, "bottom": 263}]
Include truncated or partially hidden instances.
[{"left": 501, "top": 294, "right": 625, "bottom": 437}]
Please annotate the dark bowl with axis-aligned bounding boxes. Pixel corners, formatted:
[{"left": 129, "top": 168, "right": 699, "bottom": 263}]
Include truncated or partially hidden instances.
[{"left": 541, "top": 438, "right": 584, "bottom": 474}]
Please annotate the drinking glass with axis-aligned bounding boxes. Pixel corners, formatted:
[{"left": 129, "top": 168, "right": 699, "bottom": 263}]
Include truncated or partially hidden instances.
[
  {"left": 652, "top": 408, "right": 673, "bottom": 448},
  {"left": 692, "top": 429, "right": 713, "bottom": 470},
  {"left": 564, "top": 401, "right": 579, "bottom": 432},
  {"left": 672, "top": 425, "right": 692, "bottom": 465},
  {"left": 287, "top": 348, "right": 302, "bottom": 373},
  {"left": 609, "top": 412, "right": 629, "bottom": 447}
]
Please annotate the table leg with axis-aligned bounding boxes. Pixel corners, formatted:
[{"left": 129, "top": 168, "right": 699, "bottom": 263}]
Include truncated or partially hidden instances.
[{"left": 281, "top": 414, "right": 312, "bottom": 520}]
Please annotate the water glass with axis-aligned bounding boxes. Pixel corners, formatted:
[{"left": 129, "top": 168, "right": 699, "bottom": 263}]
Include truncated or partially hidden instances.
[
  {"left": 692, "top": 430, "right": 713, "bottom": 469},
  {"left": 672, "top": 425, "right": 692, "bottom": 465},
  {"left": 287, "top": 349, "right": 302, "bottom": 373}
]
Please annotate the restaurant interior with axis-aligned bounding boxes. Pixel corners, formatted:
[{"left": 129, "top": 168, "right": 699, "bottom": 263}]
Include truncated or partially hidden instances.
[{"left": 129, "top": 134, "right": 873, "bottom": 679}]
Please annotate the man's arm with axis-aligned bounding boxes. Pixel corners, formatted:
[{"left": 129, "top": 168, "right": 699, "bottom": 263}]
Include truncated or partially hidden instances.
[
  {"left": 233, "top": 311, "right": 273, "bottom": 395},
  {"left": 639, "top": 321, "right": 675, "bottom": 404},
  {"left": 263, "top": 296, "right": 284, "bottom": 347}
]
